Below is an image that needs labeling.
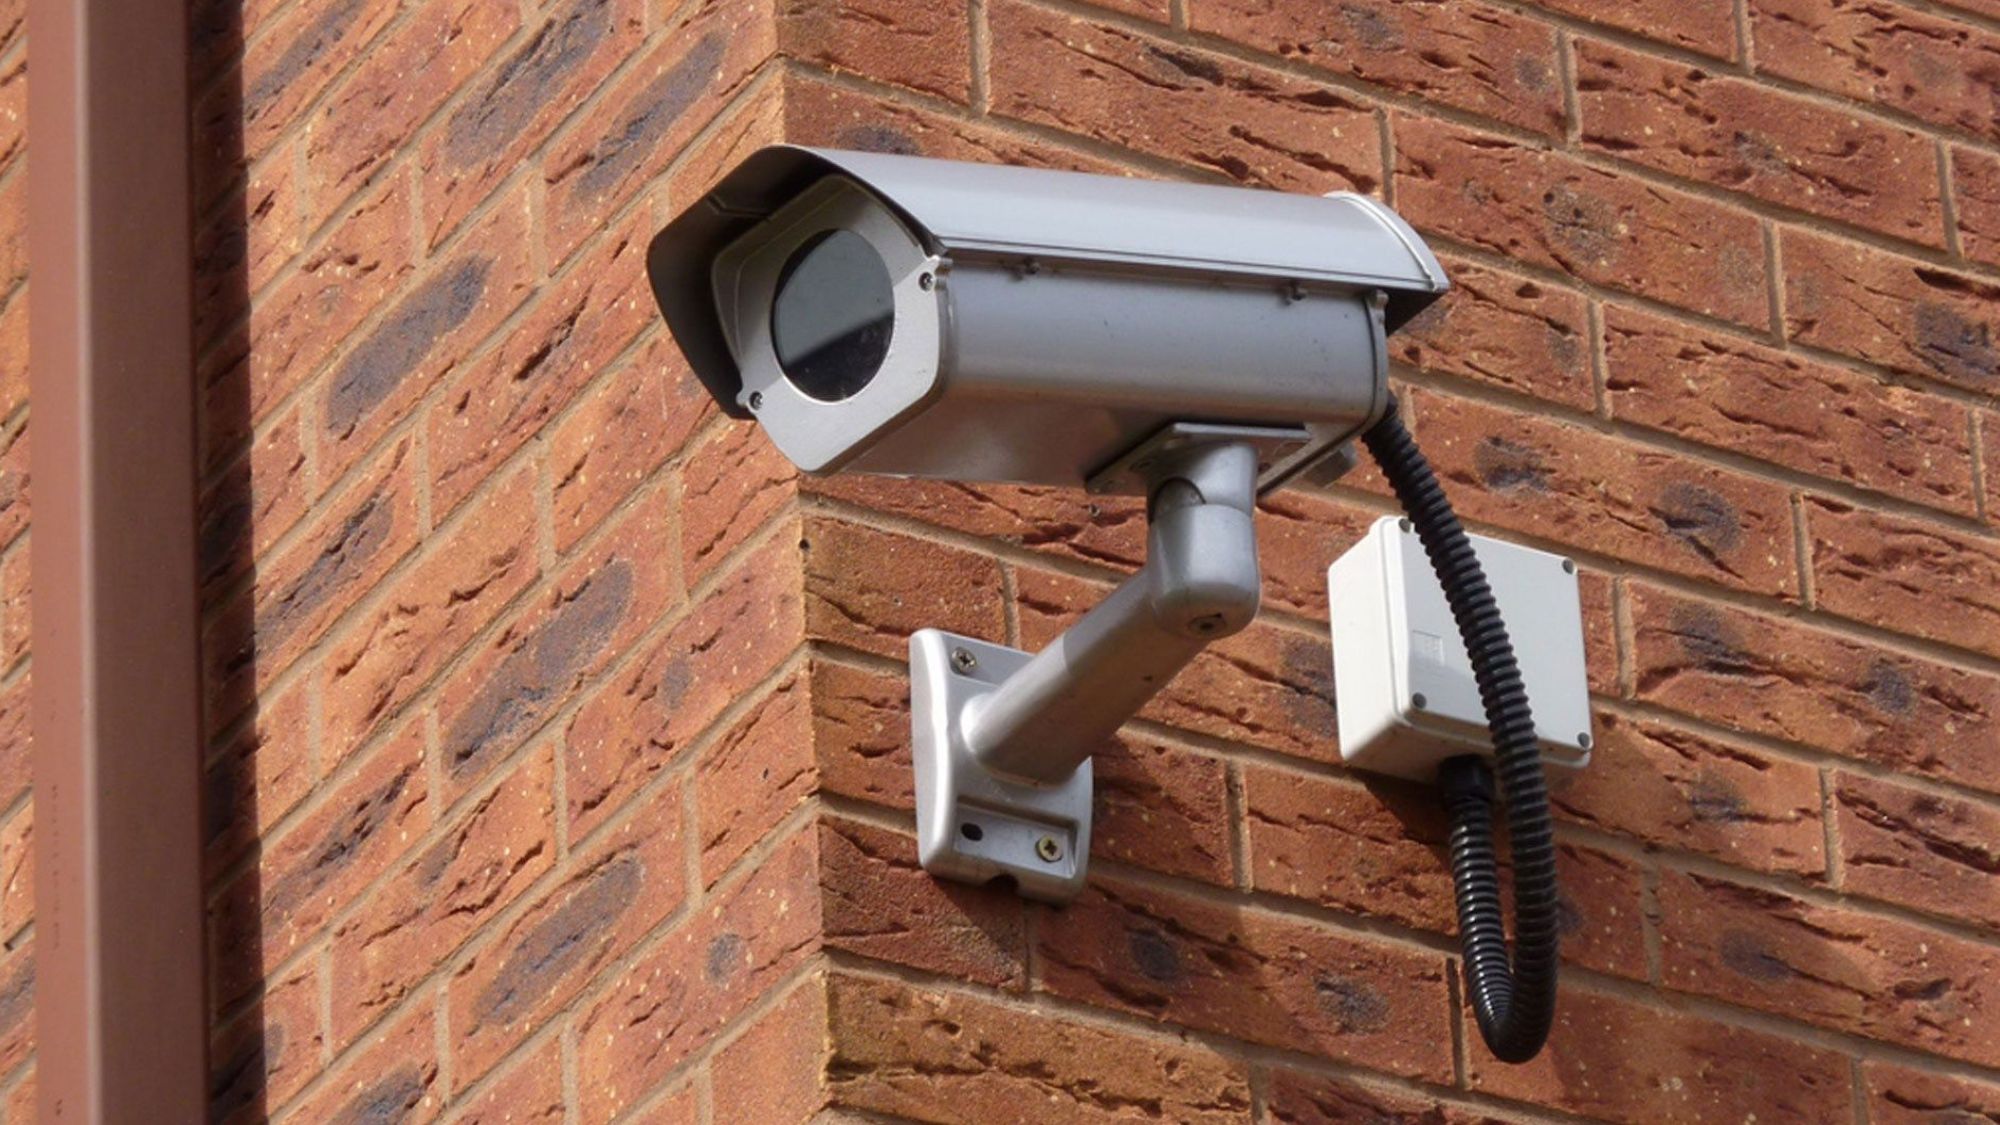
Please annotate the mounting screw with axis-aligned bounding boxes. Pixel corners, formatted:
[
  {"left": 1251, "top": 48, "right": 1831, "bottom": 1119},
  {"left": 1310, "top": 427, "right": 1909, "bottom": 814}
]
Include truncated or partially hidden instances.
[
  {"left": 1577, "top": 732, "right": 1594, "bottom": 750},
  {"left": 1399, "top": 517, "right": 1414, "bottom": 534},
  {"left": 950, "top": 647, "right": 978, "bottom": 674},
  {"left": 918, "top": 271, "right": 935, "bottom": 291},
  {"left": 747, "top": 391, "right": 763, "bottom": 411},
  {"left": 1411, "top": 692, "right": 1428, "bottom": 711},
  {"left": 1036, "top": 835, "right": 1063, "bottom": 863},
  {"left": 1561, "top": 558, "right": 1577, "bottom": 575}
]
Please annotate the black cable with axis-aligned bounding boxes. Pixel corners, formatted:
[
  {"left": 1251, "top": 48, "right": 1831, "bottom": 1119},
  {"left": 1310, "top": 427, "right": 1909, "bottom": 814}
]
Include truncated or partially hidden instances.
[{"left": 1360, "top": 396, "right": 1560, "bottom": 1063}]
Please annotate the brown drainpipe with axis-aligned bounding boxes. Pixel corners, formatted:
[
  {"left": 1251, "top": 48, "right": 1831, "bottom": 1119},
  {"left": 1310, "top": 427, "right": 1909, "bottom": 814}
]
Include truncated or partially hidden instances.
[{"left": 27, "top": 0, "right": 207, "bottom": 1119}]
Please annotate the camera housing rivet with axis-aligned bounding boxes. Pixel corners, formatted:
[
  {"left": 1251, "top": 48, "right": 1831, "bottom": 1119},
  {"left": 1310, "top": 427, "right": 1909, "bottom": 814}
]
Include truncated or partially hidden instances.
[{"left": 950, "top": 647, "right": 978, "bottom": 674}]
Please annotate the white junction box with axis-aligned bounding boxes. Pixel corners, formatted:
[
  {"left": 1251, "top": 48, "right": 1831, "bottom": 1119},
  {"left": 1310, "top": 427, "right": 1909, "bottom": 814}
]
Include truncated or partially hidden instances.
[{"left": 1328, "top": 516, "right": 1592, "bottom": 783}]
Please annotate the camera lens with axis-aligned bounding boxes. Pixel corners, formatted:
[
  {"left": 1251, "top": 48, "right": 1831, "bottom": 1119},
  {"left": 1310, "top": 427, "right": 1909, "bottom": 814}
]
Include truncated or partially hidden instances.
[{"left": 770, "top": 229, "right": 895, "bottom": 402}]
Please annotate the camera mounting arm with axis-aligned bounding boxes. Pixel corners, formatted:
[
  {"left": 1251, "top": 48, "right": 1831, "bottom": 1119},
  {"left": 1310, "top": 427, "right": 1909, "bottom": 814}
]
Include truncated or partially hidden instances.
[{"left": 910, "top": 428, "right": 1272, "bottom": 902}]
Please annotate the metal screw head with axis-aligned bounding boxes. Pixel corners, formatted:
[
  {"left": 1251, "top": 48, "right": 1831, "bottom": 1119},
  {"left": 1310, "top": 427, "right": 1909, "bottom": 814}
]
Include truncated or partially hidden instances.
[
  {"left": 1036, "top": 835, "right": 1063, "bottom": 863},
  {"left": 918, "top": 271, "right": 935, "bottom": 291},
  {"left": 747, "top": 391, "right": 764, "bottom": 411},
  {"left": 950, "top": 647, "right": 978, "bottom": 674},
  {"left": 1411, "top": 692, "right": 1428, "bottom": 711},
  {"left": 1189, "top": 613, "right": 1226, "bottom": 636}
]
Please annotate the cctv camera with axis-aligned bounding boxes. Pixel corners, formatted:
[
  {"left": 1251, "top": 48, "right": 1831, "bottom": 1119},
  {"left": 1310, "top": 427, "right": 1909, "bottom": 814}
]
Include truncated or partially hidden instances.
[{"left": 647, "top": 145, "right": 1447, "bottom": 494}]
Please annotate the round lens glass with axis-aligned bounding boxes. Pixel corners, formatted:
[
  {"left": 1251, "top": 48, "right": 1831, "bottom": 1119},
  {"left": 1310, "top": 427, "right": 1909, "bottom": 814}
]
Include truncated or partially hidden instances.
[{"left": 770, "top": 230, "right": 895, "bottom": 402}]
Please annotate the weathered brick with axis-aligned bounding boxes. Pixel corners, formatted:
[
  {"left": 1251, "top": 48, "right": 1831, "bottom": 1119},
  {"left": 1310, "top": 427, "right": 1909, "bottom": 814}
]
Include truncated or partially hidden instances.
[
  {"left": 447, "top": 776, "right": 687, "bottom": 1087},
  {"left": 0, "top": 678, "right": 24, "bottom": 821},
  {"left": 204, "top": 437, "right": 421, "bottom": 727},
  {"left": 1394, "top": 115, "right": 1770, "bottom": 327},
  {"left": 1604, "top": 303, "right": 1976, "bottom": 514},
  {"left": 803, "top": 517, "right": 1008, "bottom": 659},
  {"left": 0, "top": 540, "right": 24, "bottom": 670},
  {"left": 1551, "top": 711, "right": 1823, "bottom": 876},
  {"left": 1657, "top": 869, "right": 2000, "bottom": 1065},
  {"left": 1034, "top": 878, "right": 1454, "bottom": 1080},
  {"left": 0, "top": 167, "right": 25, "bottom": 300},
  {"left": 990, "top": 0, "right": 1382, "bottom": 193},
  {"left": 1094, "top": 730, "right": 1235, "bottom": 886},
  {"left": 0, "top": 944, "right": 27, "bottom": 1083},
  {"left": 803, "top": 474, "right": 1145, "bottom": 576},
  {"left": 1834, "top": 771, "right": 2000, "bottom": 930},
  {"left": 565, "top": 531, "right": 804, "bottom": 838},
  {"left": 541, "top": 0, "right": 777, "bottom": 267},
  {"left": 1244, "top": 764, "right": 1453, "bottom": 932},
  {"left": 434, "top": 494, "right": 677, "bottom": 799},
  {"left": 1527, "top": 0, "right": 1737, "bottom": 58},
  {"left": 667, "top": 69, "right": 787, "bottom": 208},
  {"left": 1549, "top": 844, "right": 1650, "bottom": 981},
  {"left": 780, "top": 0, "right": 971, "bottom": 103},
  {"left": 199, "top": 408, "right": 312, "bottom": 601},
  {"left": 682, "top": 420, "right": 799, "bottom": 587},
  {"left": 1409, "top": 389, "right": 1800, "bottom": 597},
  {"left": 1865, "top": 1060, "right": 2000, "bottom": 1125},
  {"left": 1467, "top": 985, "right": 1851, "bottom": 1123},
  {"left": 819, "top": 817, "right": 1027, "bottom": 988},
  {"left": 825, "top": 972, "right": 1255, "bottom": 1124},
  {"left": 1267, "top": 1068, "right": 1529, "bottom": 1124},
  {"left": 320, "top": 466, "right": 540, "bottom": 762},
  {"left": 1253, "top": 489, "right": 1377, "bottom": 622},
  {"left": 0, "top": 804, "right": 24, "bottom": 942},
  {"left": 0, "top": 48, "right": 23, "bottom": 175},
  {"left": 450, "top": 1035, "right": 564, "bottom": 1125},
  {"left": 549, "top": 335, "right": 697, "bottom": 554},
  {"left": 0, "top": 423, "right": 23, "bottom": 551},
  {"left": 1808, "top": 495, "right": 2000, "bottom": 659},
  {"left": 1194, "top": 0, "right": 1564, "bottom": 135},
  {"left": 1953, "top": 145, "right": 2000, "bottom": 269},
  {"left": 780, "top": 71, "right": 1135, "bottom": 174},
  {"left": 574, "top": 824, "right": 821, "bottom": 1124},
  {"left": 201, "top": 172, "right": 416, "bottom": 457},
  {"left": 209, "top": 962, "right": 320, "bottom": 1124},
  {"left": 302, "top": 0, "right": 519, "bottom": 220},
  {"left": 329, "top": 745, "right": 555, "bottom": 1046},
  {"left": 202, "top": 676, "right": 314, "bottom": 875},
  {"left": 1782, "top": 228, "right": 2000, "bottom": 393},
  {"left": 208, "top": 712, "right": 427, "bottom": 1012},
  {"left": 418, "top": 0, "right": 646, "bottom": 248},
  {"left": 712, "top": 975, "right": 832, "bottom": 1125},
  {"left": 230, "top": 0, "right": 398, "bottom": 162},
  {"left": 1393, "top": 255, "right": 1595, "bottom": 410},
  {"left": 0, "top": 292, "right": 21, "bottom": 427},
  {"left": 1580, "top": 570, "right": 1620, "bottom": 695},
  {"left": 1019, "top": 567, "right": 1339, "bottom": 765},
  {"left": 697, "top": 671, "right": 814, "bottom": 884},
  {"left": 322, "top": 188, "right": 538, "bottom": 489},
  {"left": 1630, "top": 582, "right": 2000, "bottom": 793},
  {"left": 286, "top": 1001, "right": 441, "bottom": 1125},
  {"left": 1576, "top": 38, "right": 1943, "bottom": 245},
  {"left": 1751, "top": 0, "right": 2000, "bottom": 144},
  {"left": 808, "top": 657, "right": 913, "bottom": 810},
  {"left": 427, "top": 211, "right": 654, "bottom": 519}
]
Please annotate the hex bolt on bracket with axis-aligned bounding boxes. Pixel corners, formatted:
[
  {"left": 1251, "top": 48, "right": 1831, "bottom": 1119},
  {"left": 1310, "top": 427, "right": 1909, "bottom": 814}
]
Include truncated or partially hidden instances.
[{"left": 911, "top": 427, "right": 1287, "bottom": 902}]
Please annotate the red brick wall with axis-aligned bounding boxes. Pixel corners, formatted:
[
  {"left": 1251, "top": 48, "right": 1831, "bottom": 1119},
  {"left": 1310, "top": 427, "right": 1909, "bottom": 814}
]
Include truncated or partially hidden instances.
[{"left": 183, "top": 0, "right": 2000, "bottom": 1122}]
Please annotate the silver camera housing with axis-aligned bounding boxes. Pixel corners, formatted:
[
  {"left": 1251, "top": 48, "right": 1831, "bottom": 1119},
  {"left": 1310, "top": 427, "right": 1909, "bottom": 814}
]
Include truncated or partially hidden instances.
[{"left": 649, "top": 145, "right": 1448, "bottom": 494}]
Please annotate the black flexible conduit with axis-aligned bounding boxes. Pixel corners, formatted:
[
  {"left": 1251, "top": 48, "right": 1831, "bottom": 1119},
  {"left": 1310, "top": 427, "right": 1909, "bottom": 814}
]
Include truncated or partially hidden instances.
[{"left": 1360, "top": 396, "right": 1560, "bottom": 1063}]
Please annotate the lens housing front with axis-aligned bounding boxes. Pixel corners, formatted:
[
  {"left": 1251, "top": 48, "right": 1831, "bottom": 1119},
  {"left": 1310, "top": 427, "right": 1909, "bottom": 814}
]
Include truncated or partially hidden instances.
[{"left": 770, "top": 229, "right": 894, "bottom": 402}]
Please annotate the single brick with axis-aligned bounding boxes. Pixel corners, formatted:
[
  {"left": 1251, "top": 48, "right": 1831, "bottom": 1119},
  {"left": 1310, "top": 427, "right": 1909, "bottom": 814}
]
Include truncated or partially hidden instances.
[
  {"left": 301, "top": 0, "right": 519, "bottom": 221},
  {"left": 208, "top": 962, "right": 320, "bottom": 1124},
  {"left": 328, "top": 745, "right": 556, "bottom": 1047},
  {"left": 541, "top": 0, "right": 777, "bottom": 267},
  {"left": 1467, "top": 985, "right": 1851, "bottom": 1123},
  {"left": 825, "top": 972, "right": 1255, "bottom": 1123},
  {"left": 780, "top": 0, "right": 971, "bottom": 104},
  {"left": 0, "top": 425, "right": 23, "bottom": 554},
  {"left": 1527, "top": 0, "right": 1737, "bottom": 57},
  {"left": 319, "top": 466, "right": 541, "bottom": 762},
  {"left": 802, "top": 517, "right": 1009, "bottom": 659},
  {"left": 1953, "top": 145, "right": 2000, "bottom": 269},
  {"left": 1393, "top": 255, "right": 1595, "bottom": 410},
  {"left": 1549, "top": 844, "right": 1650, "bottom": 982},
  {"left": 565, "top": 530, "right": 804, "bottom": 838},
  {"left": 1808, "top": 494, "right": 2000, "bottom": 659},
  {"left": 1865, "top": 1060, "right": 2000, "bottom": 1125},
  {"left": 198, "top": 406, "right": 312, "bottom": 595},
  {"left": 1034, "top": 877, "right": 1455, "bottom": 1081},
  {"left": 425, "top": 209, "right": 654, "bottom": 520},
  {"left": 0, "top": 680, "right": 24, "bottom": 825},
  {"left": 1018, "top": 566, "right": 1340, "bottom": 765},
  {"left": 808, "top": 657, "right": 913, "bottom": 810},
  {"left": 1580, "top": 570, "right": 1620, "bottom": 695},
  {"left": 682, "top": 420, "right": 799, "bottom": 588},
  {"left": 436, "top": 497, "right": 678, "bottom": 800},
  {"left": 450, "top": 1035, "right": 564, "bottom": 1124},
  {"left": 696, "top": 671, "right": 815, "bottom": 885},
  {"left": 203, "top": 677, "right": 313, "bottom": 875},
  {"left": 1253, "top": 489, "right": 1378, "bottom": 622},
  {"left": 548, "top": 335, "right": 694, "bottom": 554},
  {"left": 0, "top": 942, "right": 27, "bottom": 1080},
  {"left": 1751, "top": 0, "right": 2000, "bottom": 144},
  {"left": 1394, "top": 115, "right": 1770, "bottom": 328},
  {"left": 818, "top": 816, "right": 1027, "bottom": 989},
  {"left": 284, "top": 1001, "right": 440, "bottom": 1125},
  {"left": 1604, "top": 303, "right": 1976, "bottom": 515},
  {"left": 1093, "top": 730, "right": 1235, "bottom": 886},
  {"left": 322, "top": 187, "right": 538, "bottom": 489},
  {"left": 447, "top": 776, "right": 687, "bottom": 1087},
  {"left": 1834, "top": 771, "right": 2000, "bottom": 930},
  {"left": 1782, "top": 227, "right": 2000, "bottom": 393},
  {"left": 207, "top": 712, "right": 427, "bottom": 1013},
  {"left": 1552, "top": 711, "right": 1823, "bottom": 876},
  {"left": 1194, "top": 0, "right": 1564, "bottom": 135},
  {"left": 711, "top": 976, "right": 832, "bottom": 1125},
  {"left": 1409, "top": 389, "right": 1800, "bottom": 598},
  {"left": 1576, "top": 38, "right": 1942, "bottom": 246},
  {"left": 0, "top": 804, "right": 25, "bottom": 942},
  {"left": 989, "top": 0, "right": 1382, "bottom": 193},
  {"left": 418, "top": 0, "right": 646, "bottom": 248},
  {"left": 1657, "top": 869, "right": 2000, "bottom": 1066},
  {"left": 1630, "top": 582, "right": 2000, "bottom": 794},
  {"left": 0, "top": 539, "right": 25, "bottom": 670},
  {"left": 1243, "top": 764, "right": 1453, "bottom": 932},
  {"left": 573, "top": 824, "right": 822, "bottom": 1124}
]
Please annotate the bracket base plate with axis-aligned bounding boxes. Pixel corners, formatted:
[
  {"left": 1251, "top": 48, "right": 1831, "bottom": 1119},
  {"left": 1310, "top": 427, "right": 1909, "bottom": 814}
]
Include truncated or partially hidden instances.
[{"left": 910, "top": 629, "right": 1093, "bottom": 903}]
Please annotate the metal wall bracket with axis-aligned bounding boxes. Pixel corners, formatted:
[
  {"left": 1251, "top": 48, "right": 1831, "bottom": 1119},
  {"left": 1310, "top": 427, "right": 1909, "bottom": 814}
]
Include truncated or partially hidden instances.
[{"left": 910, "top": 433, "right": 1275, "bottom": 902}]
